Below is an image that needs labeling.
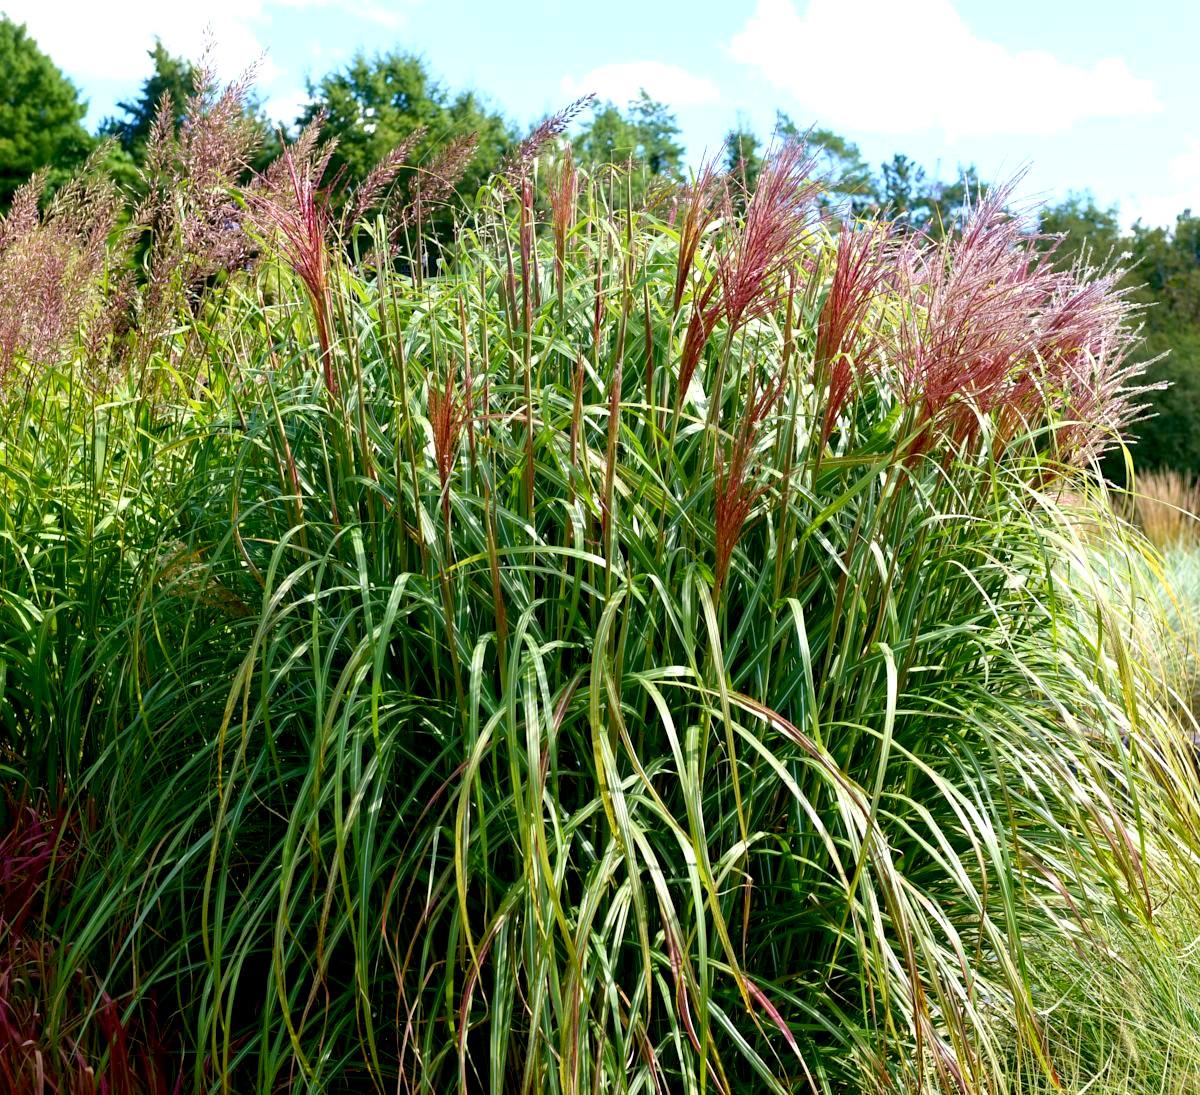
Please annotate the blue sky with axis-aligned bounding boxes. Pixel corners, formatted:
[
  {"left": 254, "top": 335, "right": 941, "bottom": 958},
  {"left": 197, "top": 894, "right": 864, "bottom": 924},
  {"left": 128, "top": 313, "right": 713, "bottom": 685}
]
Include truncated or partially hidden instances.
[{"left": 3, "top": 0, "right": 1195, "bottom": 227}]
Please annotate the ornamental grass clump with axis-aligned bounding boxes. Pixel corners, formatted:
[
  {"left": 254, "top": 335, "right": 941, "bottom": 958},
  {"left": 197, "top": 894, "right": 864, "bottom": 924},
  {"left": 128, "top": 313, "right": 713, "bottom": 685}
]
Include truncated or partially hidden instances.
[
  {"left": 1126, "top": 467, "right": 1200, "bottom": 548},
  {"left": 1, "top": 84, "right": 1199, "bottom": 1093}
]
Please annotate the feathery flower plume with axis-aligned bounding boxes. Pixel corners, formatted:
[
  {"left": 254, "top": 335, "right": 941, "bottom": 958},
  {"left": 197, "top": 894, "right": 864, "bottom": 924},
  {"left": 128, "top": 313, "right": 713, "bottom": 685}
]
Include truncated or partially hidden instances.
[
  {"left": 895, "top": 186, "right": 1048, "bottom": 446},
  {"left": 428, "top": 361, "right": 468, "bottom": 523},
  {"left": 503, "top": 94, "right": 596, "bottom": 184},
  {"left": 676, "top": 142, "right": 817, "bottom": 408},
  {"left": 398, "top": 133, "right": 480, "bottom": 243},
  {"left": 1032, "top": 264, "right": 1146, "bottom": 459},
  {"left": 250, "top": 146, "right": 337, "bottom": 394},
  {"left": 519, "top": 174, "right": 535, "bottom": 319},
  {"left": 141, "top": 91, "right": 178, "bottom": 185},
  {"left": 677, "top": 277, "right": 722, "bottom": 401},
  {"left": 714, "top": 354, "right": 788, "bottom": 595},
  {"left": 343, "top": 126, "right": 427, "bottom": 231},
  {"left": 710, "top": 143, "right": 815, "bottom": 585},
  {"left": 718, "top": 141, "right": 820, "bottom": 333},
  {"left": 0, "top": 169, "right": 45, "bottom": 251},
  {"left": 0, "top": 158, "right": 122, "bottom": 386},
  {"left": 671, "top": 155, "right": 724, "bottom": 314},
  {"left": 815, "top": 221, "right": 892, "bottom": 444},
  {"left": 548, "top": 146, "right": 579, "bottom": 302},
  {"left": 888, "top": 182, "right": 1145, "bottom": 462},
  {"left": 419, "top": 133, "right": 480, "bottom": 208},
  {"left": 256, "top": 110, "right": 333, "bottom": 205},
  {"left": 133, "top": 59, "right": 266, "bottom": 341},
  {"left": 177, "top": 52, "right": 261, "bottom": 195},
  {"left": 713, "top": 432, "right": 755, "bottom": 594}
]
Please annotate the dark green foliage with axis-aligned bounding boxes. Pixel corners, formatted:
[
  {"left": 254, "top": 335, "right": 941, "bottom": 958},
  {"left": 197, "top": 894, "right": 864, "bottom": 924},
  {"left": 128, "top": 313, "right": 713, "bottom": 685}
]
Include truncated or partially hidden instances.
[
  {"left": 101, "top": 40, "right": 195, "bottom": 158},
  {"left": 1039, "top": 193, "right": 1123, "bottom": 266},
  {"left": 850, "top": 153, "right": 980, "bottom": 234},
  {"left": 1126, "top": 214, "right": 1200, "bottom": 472},
  {"left": 1126, "top": 215, "right": 1200, "bottom": 472},
  {"left": 876, "top": 152, "right": 929, "bottom": 224},
  {"left": 724, "top": 123, "right": 762, "bottom": 193},
  {"left": 0, "top": 17, "right": 93, "bottom": 205},
  {"left": 573, "top": 92, "right": 685, "bottom": 196},
  {"left": 1038, "top": 197, "right": 1200, "bottom": 476},
  {"left": 296, "top": 49, "right": 513, "bottom": 235}
]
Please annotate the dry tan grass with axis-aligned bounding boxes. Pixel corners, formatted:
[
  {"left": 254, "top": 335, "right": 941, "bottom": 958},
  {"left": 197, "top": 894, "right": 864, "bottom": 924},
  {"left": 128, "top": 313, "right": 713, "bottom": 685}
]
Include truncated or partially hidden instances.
[{"left": 1128, "top": 469, "right": 1200, "bottom": 549}]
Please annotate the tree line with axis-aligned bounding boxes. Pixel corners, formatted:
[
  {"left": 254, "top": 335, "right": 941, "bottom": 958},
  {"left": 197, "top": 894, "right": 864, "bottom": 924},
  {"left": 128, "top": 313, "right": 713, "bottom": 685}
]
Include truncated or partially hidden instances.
[{"left": 2, "top": 15, "right": 1197, "bottom": 475}]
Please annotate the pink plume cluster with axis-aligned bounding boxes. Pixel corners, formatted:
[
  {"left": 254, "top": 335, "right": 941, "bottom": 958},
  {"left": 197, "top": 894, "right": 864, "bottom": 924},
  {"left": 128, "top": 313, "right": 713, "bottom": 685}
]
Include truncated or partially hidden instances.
[
  {"left": 717, "top": 141, "right": 821, "bottom": 333},
  {"left": 677, "top": 142, "right": 820, "bottom": 402},
  {"left": 890, "top": 187, "right": 1143, "bottom": 459},
  {"left": 250, "top": 143, "right": 338, "bottom": 392},
  {"left": 0, "top": 161, "right": 122, "bottom": 385}
]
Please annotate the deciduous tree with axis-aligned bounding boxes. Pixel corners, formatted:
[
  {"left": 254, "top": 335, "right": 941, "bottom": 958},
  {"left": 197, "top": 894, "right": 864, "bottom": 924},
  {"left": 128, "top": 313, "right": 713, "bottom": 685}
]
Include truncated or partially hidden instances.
[{"left": 296, "top": 50, "right": 513, "bottom": 236}]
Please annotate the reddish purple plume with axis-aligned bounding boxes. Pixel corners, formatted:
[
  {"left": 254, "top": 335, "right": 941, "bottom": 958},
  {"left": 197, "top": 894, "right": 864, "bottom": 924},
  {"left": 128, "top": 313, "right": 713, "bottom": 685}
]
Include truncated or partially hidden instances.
[
  {"left": 671, "top": 155, "right": 724, "bottom": 315},
  {"left": 429, "top": 361, "right": 469, "bottom": 523},
  {"left": 889, "top": 184, "right": 1143, "bottom": 460},
  {"left": 251, "top": 146, "right": 338, "bottom": 394},
  {"left": 718, "top": 141, "right": 821, "bottom": 333},
  {"left": 815, "top": 222, "right": 893, "bottom": 445}
]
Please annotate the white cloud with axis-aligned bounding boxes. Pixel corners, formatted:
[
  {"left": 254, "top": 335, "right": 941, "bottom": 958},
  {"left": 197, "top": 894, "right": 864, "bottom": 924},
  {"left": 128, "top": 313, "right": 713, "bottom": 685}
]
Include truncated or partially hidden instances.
[
  {"left": 563, "top": 62, "right": 721, "bottom": 109},
  {"left": 5, "top": 2, "right": 269, "bottom": 83},
  {"left": 729, "top": 0, "right": 1160, "bottom": 138},
  {"left": 272, "top": 0, "right": 405, "bottom": 31},
  {"left": 1, "top": 0, "right": 406, "bottom": 122},
  {"left": 262, "top": 88, "right": 313, "bottom": 127},
  {"left": 1127, "top": 140, "right": 1200, "bottom": 228}
]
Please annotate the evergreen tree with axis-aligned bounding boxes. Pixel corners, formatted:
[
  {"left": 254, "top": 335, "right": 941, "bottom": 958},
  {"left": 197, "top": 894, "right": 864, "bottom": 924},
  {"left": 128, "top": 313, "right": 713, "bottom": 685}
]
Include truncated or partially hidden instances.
[
  {"left": 100, "top": 41, "right": 281, "bottom": 180},
  {"left": 0, "top": 17, "right": 93, "bottom": 205},
  {"left": 724, "top": 124, "right": 763, "bottom": 195},
  {"left": 101, "top": 40, "right": 194, "bottom": 157}
]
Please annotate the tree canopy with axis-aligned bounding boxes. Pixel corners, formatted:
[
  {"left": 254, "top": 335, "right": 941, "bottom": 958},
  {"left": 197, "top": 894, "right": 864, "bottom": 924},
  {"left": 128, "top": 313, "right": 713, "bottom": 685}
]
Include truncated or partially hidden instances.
[
  {"left": 724, "top": 123, "right": 763, "bottom": 195},
  {"left": 572, "top": 92, "right": 685, "bottom": 198},
  {"left": 296, "top": 49, "right": 513, "bottom": 235},
  {"left": 0, "top": 17, "right": 93, "bottom": 205}
]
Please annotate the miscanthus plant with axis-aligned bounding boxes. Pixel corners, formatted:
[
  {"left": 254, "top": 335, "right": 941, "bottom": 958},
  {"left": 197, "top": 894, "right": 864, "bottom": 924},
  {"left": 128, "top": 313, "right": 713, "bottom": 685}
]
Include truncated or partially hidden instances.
[{"left": 2, "top": 76, "right": 1200, "bottom": 1093}]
